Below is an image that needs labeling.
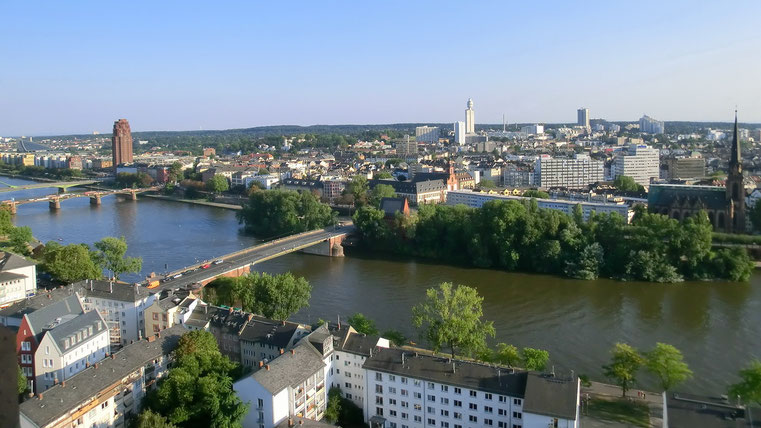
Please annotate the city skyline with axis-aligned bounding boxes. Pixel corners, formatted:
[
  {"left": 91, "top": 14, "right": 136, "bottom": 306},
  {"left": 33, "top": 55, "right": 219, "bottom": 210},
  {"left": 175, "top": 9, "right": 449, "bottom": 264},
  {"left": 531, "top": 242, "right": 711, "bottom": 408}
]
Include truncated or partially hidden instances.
[{"left": 2, "top": 1, "right": 761, "bottom": 135}]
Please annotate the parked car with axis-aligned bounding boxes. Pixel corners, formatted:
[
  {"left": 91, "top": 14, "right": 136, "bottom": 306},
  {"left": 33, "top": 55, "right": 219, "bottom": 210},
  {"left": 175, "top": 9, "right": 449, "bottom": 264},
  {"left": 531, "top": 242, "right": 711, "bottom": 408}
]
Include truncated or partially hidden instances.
[
  {"left": 201, "top": 263, "right": 211, "bottom": 269},
  {"left": 213, "top": 259, "right": 224, "bottom": 265}
]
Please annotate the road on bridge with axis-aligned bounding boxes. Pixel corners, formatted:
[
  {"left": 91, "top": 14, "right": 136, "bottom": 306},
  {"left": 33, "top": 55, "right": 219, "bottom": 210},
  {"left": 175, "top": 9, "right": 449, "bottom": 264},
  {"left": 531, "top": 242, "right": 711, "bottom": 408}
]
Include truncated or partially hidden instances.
[
  {"left": 149, "top": 223, "right": 355, "bottom": 292},
  {"left": 0, "top": 180, "right": 98, "bottom": 193}
]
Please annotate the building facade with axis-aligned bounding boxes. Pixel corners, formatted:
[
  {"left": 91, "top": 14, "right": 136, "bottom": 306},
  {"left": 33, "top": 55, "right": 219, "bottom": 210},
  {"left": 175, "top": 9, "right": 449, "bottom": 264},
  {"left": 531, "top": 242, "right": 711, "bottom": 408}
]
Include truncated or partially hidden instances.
[
  {"left": 612, "top": 144, "right": 660, "bottom": 186},
  {"left": 0, "top": 252, "right": 37, "bottom": 307},
  {"left": 112, "top": 119, "right": 133, "bottom": 167},
  {"left": 535, "top": 154, "right": 604, "bottom": 189},
  {"left": 639, "top": 115, "right": 665, "bottom": 134},
  {"left": 454, "top": 122, "right": 466, "bottom": 145},
  {"left": 577, "top": 108, "right": 590, "bottom": 128},
  {"left": 465, "top": 99, "right": 475, "bottom": 134},
  {"left": 415, "top": 126, "right": 440, "bottom": 144}
]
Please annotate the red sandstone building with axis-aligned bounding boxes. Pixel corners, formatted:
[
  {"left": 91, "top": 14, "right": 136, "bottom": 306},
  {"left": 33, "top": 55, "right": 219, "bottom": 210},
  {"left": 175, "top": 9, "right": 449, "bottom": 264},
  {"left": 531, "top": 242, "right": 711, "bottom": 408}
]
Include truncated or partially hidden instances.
[{"left": 112, "top": 119, "right": 133, "bottom": 167}]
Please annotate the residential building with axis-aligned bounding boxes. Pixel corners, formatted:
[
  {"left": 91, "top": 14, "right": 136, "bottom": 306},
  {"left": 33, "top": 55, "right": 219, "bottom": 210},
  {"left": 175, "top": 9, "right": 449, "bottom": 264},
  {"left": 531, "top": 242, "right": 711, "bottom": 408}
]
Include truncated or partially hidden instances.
[
  {"left": 415, "top": 126, "right": 440, "bottom": 144},
  {"left": 33, "top": 310, "right": 110, "bottom": 391},
  {"left": 185, "top": 303, "right": 253, "bottom": 363},
  {"left": 454, "top": 122, "right": 466, "bottom": 145},
  {"left": 639, "top": 115, "right": 665, "bottom": 134},
  {"left": 282, "top": 178, "right": 324, "bottom": 198},
  {"left": 379, "top": 197, "right": 410, "bottom": 219},
  {"left": 143, "top": 289, "right": 198, "bottom": 334},
  {"left": 397, "top": 135, "right": 418, "bottom": 157},
  {"left": 363, "top": 347, "right": 580, "bottom": 428},
  {"left": 447, "top": 190, "right": 632, "bottom": 222},
  {"left": 504, "top": 164, "right": 535, "bottom": 188},
  {"left": 19, "top": 325, "right": 185, "bottom": 428},
  {"left": 235, "top": 326, "right": 335, "bottom": 428},
  {"left": 0, "top": 251, "right": 37, "bottom": 307},
  {"left": 369, "top": 179, "right": 447, "bottom": 205},
  {"left": 112, "top": 119, "right": 133, "bottom": 167},
  {"left": 521, "top": 124, "right": 544, "bottom": 135},
  {"left": 203, "top": 147, "right": 217, "bottom": 157},
  {"left": 16, "top": 294, "right": 85, "bottom": 393},
  {"left": 665, "top": 156, "right": 706, "bottom": 179},
  {"left": 1, "top": 287, "right": 78, "bottom": 329},
  {"left": 535, "top": 154, "right": 605, "bottom": 189},
  {"left": 74, "top": 280, "right": 156, "bottom": 347},
  {"left": 321, "top": 180, "right": 344, "bottom": 201},
  {"left": 239, "top": 316, "right": 309, "bottom": 368},
  {"left": 612, "top": 144, "right": 660, "bottom": 186},
  {"left": 465, "top": 98, "right": 475, "bottom": 134},
  {"left": 577, "top": 108, "right": 590, "bottom": 128}
]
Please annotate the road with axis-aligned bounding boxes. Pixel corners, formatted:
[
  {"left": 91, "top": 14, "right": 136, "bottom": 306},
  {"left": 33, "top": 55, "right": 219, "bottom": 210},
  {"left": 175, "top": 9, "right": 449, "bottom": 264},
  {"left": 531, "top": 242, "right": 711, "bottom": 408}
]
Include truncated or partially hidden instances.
[{"left": 149, "top": 223, "right": 354, "bottom": 291}]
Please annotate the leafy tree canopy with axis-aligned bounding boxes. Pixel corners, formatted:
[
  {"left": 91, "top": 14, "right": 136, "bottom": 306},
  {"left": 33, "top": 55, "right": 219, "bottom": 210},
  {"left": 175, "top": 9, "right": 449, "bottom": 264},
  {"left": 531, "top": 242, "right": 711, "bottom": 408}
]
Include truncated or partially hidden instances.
[
  {"left": 602, "top": 343, "right": 644, "bottom": 397},
  {"left": 347, "top": 313, "right": 378, "bottom": 335},
  {"left": 237, "top": 190, "right": 336, "bottom": 238},
  {"left": 40, "top": 241, "right": 102, "bottom": 283},
  {"left": 729, "top": 359, "right": 761, "bottom": 406},
  {"left": 645, "top": 343, "right": 692, "bottom": 391},
  {"left": 91, "top": 236, "right": 142, "bottom": 280}
]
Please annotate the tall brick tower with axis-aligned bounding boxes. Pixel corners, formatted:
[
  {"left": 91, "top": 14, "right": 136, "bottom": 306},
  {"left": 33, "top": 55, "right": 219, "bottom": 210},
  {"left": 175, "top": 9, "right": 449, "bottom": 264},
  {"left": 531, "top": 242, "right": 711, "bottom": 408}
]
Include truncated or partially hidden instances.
[{"left": 112, "top": 119, "right": 133, "bottom": 168}]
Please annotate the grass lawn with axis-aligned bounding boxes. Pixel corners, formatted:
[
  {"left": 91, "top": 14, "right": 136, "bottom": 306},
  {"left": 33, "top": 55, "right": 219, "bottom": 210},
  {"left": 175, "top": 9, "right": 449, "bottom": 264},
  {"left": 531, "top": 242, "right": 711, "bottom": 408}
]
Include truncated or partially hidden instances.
[{"left": 587, "top": 397, "right": 650, "bottom": 427}]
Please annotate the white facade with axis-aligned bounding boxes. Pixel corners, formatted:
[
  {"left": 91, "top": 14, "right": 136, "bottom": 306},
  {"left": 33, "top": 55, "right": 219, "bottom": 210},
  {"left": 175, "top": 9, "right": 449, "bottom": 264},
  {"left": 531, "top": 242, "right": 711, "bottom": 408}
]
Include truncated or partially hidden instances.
[
  {"left": 79, "top": 282, "right": 156, "bottom": 347},
  {"left": 447, "top": 190, "right": 632, "bottom": 222},
  {"left": 612, "top": 144, "right": 660, "bottom": 186},
  {"left": 454, "top": 122, "right": 466, "bottom": 145},
  {"left": 0, "top": 252, "right": 37, "bottom": 307},
  {"left": 535, "top": 154, "right": 604, "bottom": 189},
  {"left": 639, "top": 115, "right": 665, "bottom": 134},
  {"left": 465, "top": 99, "right": 475, "bottom": 134},
  {"left": 520, "top": 124, "right": 544, "bottom": 135},
  {"left": 415, "top": 126, "right": 440, "bottom": 143}
]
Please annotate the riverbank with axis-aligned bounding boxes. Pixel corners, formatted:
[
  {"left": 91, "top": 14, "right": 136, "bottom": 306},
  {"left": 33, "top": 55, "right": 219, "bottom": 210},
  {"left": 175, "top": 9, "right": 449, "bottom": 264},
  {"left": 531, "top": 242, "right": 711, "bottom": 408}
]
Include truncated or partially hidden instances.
[
  {"left": 142, "top": 193, "right": 242, "bottom": 210},
  {"left": 0, "top": 171, "right": 60, "bottom": 183}
]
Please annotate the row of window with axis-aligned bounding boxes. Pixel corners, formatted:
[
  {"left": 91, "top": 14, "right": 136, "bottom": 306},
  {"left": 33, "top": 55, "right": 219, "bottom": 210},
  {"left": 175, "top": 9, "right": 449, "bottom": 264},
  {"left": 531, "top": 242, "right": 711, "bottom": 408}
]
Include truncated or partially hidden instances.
[{"left": 373, "top": 372, "right": 520, "bottom": 405}]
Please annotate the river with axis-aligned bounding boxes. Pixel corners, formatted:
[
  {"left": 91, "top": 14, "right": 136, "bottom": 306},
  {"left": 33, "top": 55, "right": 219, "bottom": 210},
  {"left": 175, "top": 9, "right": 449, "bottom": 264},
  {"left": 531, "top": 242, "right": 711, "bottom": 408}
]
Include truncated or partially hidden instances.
[{"left": 4, "top": 177, "right": 759, "bottom": 395}]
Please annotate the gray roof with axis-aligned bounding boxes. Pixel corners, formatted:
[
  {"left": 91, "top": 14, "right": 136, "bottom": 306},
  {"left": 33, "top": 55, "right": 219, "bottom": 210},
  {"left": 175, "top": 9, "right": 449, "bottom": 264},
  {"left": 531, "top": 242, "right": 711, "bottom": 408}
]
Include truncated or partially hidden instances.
[
  {"left": 667, "top": 392, "right": 760, "bottom": 428},
  {"left": 362, "top": 347, "right": 528, "bottom": 397},
  {"left": 648, "top": 184, "right": 729, "bottom": 211},
  {"left": 239, "top": 316, "right": 300, "bottom": 349},
  {"left": 522, "top": 372, "right": 579, "bottom": 420},
  {"left": 370, "top": 178, "right": 445, "bottom": 195},
  {"left": 332, "top": 325, "right": 382, "bottom": 357},
  {"left": 72, "top": 280, "right": 151, "bottom": 303},
  {"left": 0, "top": 287, "right": 80, "bottom": 324},
  {"left": 0, "top": 251, "right": 35, "bottom": 270},
  {"left": 275, "top": 417, "right": 335, "bottom": 428},
  {"left": 379, "top": 197, "right": 407, "bottom": 217},
  {"left": 45, "top": 310, "right": 107, "bottom": 354},
  {"left": 19, "top": 325, "right": 185, "bottom": 428},
  {"left": 25, "top": 294, "right": 84, "bottom": 341},
  {"left": 251, "top": 340, "right": 325, "bottom": 394},
  {"left": 0, "top": 271, "right": 27, "bottom": 282}
]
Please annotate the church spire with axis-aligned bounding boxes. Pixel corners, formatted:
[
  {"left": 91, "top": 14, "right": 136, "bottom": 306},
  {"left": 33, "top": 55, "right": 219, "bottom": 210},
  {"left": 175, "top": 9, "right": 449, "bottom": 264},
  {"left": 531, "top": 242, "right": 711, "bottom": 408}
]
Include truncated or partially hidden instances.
[{"left": 731, "top": 110, "right": 741, "bottom": 166}]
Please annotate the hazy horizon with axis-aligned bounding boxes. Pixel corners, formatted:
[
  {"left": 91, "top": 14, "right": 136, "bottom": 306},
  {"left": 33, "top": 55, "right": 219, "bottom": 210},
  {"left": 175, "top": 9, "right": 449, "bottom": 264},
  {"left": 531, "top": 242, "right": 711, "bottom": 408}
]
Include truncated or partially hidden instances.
[{"left": 2, "top": 1, "right": 760, "bottom": 136}]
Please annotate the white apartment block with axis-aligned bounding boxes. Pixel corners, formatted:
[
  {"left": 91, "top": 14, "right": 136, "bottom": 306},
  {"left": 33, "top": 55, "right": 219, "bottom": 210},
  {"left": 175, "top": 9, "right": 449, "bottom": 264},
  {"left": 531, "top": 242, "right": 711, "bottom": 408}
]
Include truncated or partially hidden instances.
[
  {"left": 20, "top": 325, "right": 185, "bottom": 428},
  {"left": 454, "top": 122, "right": 466, "bottom": 145},
  {"left": 447, "top": 190, "right": 632, "bottom": 222},
  {"left": 33, "top": 310, "right": 110, "bottom": 391},
  {"left": 639, "top": 115, "right": 665, "bottom": 134},
  {"left": 0, "top": 251, "right": 37, "bottom": 307},
  {"left": 364, "top": 348, "right": 579, "bottom": 428},
  {"left": 535, "top": 154, "right": 604, "bottom": 189},
  {"left": 75, "top": 280, "right": 157, "bottom": 347},
  {"left": 612, "top": 144, "right": 660, "bottom": 186},
  {"left": 415, "top": 126, "right": 440, "bottom": 143}
]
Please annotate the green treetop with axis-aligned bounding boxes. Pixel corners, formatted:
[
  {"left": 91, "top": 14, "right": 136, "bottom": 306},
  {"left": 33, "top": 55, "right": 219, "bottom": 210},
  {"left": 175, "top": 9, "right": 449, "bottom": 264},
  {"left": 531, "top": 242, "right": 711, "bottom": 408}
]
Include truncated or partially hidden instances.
[{"left": 602, "top": 343, "right": 644, "bottom": 397}]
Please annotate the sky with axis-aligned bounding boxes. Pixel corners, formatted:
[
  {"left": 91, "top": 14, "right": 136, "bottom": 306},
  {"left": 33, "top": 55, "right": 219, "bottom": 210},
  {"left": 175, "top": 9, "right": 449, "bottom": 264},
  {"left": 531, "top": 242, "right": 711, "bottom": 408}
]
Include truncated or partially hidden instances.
[{"left": 1, "top": 1, "right": 760, "bottom": 136}]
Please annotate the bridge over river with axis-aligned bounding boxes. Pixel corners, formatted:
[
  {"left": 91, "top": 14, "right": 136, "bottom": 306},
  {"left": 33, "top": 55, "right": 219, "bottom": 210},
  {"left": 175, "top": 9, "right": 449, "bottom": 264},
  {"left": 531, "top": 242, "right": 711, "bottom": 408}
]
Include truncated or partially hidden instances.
[
  {"left": 145, "top": 223, "right": 355, "bottom": 292},
  {"left": 1, "top": 186, "right": 159, "bottom": 213},
  {"left": 0, "top": 179, "right": 98, "bottom": 193}
]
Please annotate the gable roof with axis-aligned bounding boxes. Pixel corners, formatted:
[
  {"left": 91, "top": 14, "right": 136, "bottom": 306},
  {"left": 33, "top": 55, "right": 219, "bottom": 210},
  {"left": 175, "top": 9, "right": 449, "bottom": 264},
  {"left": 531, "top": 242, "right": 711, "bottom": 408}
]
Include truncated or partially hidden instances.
[
  {"left": 24, "top": 294, "right": 84, "bottom": 341},
  {"left": 379, "top": 197, "right": 408, "bottom": 218},
  {"left": 250, "top": 340, "right": 326, "bottom": 394},
  {"left": 72, "top": 280, "right": 152, "bottom": 303},
  {"left": 239, "top": 316, "right": 301, "bottom": 350},
  {"left": 522, "top": 372, "right": 579, "bottom": 420},
  {"left": 0, "top": 287, "right": 79, "bottom": 324},
  {"left": 43, "top": 310, "right": 107, "bottom": 354},
  {"left": 0, "top": 251, "right": 35, "bottom": 270}
]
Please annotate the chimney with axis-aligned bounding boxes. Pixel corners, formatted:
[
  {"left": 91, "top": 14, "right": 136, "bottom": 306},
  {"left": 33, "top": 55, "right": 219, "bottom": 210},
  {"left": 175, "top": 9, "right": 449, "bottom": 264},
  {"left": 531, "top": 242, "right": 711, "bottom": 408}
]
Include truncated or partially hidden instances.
[
  {"left": 111, "top": 353, "right": 115, "bottom": 359},
  {"left": 204, "top": 305, "right": 208, "bottom": 314},
  {"left": 265, "top": 365, "right": 270, "bottom": 371},
  {"left": 48, "top": 293, "right": 51, "bottom": 299},
  {"left": 89, "top": 280, "right": 93, "bottom": 291},
  {"left": 290, "top": 349, "right": 295, "bottom": 355},
  {"left": 157, "top": 331, "right": 161, "bottom": 338},
  {"left": 280, "top": 348, "right": 284, "bottom": 355},
  {"left": 61, "top": 381, "right": 66, "bottom": 387},
  {"left": 86, "top": 362, "right": 90, "bottom": 368},
  {"left": 452, "top": 361, "right": 456, "bottom": 374},
  {"left": 288, "top": 418, "right": 294, "bottom": 427},
  {"left": 37, "top": 393, "right": 43, "bottom": 400},
  {"left": 281, "top": 320, "right": 286, "bottom": 326},
  {"left": 54, "top": 378, "right": 59, "bottom": 385},
  {"left": 259, "top": 361, "right": 264, "bottom": 368},
  {"left": 229, "top": 307, "right": 233, "bottom": 314},
  {"left": 94, "top": 363, "right": 99, "bottom": 369},
  {"left": 299, "top": 421, "right": 303, "bottom": 425},
  {"left": 248, "top": 313, "right": 253, "bottom": 322},
  {"left": 401, "top": 353, "right": 405, "bottom": 366},
  {"left": 109, "top": 282, "right": 113, "bottom": 293}
]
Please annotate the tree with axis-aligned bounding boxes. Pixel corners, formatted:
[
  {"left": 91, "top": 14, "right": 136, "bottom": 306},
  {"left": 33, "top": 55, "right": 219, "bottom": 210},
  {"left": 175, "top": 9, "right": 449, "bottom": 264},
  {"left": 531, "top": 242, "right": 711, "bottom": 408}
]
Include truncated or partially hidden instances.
[
  {"left": 479, "top": 179, "right": 496, "bottom": 189},
  {"left": 206, "top": 175, "right": 229, "bottom": 194},
  {"left": 9, "top": 226, "right": 33, "bottom": 255},
  {"left": 522, "top": 189, "right": 550, "bottom": 199},
  {"left": 381, "top": 329, "right": 407, "bottom": 346},
  {"left": 91, "top": 236, "right": 142, "bottom": 280},
  {"left": 133, "top": 409, "right": 177, "bottom": 428},
  {"left": 412, "top": 282, "right": 495, "bottom": 358},
  {"left": 522, "top": 348, "right": 550, "bottom": 371},
  {"left": 370, "top": 183, "right": 396, "bottom": 208},
  {"left": 40, "top": 242, "right": 101, "bottom": 283},
  {"left": 729, "top": 360, "right": 761, "bottom": 406},
  {"left": 0, "top": 209, "right": 14, "bottom": 236},
  {"left": 237, "top": 190, "right": 336, "bottom": 238},
  {"left": 493, "top": 343, "right": 521, "bottom": 367},
  {"left": 168, "top": 161, "right": 184, "bottom": 184},
  {"left": 250, "top": 272, "right": 311, "bottom": 320},
  {"left": 347, "top": 313, "right": 378, "bottom": 335},
  {"left": 375, "top": 170, "right": 393, "bottom": 179},
  {"left": 602, "top": 343, "right": 644, "bottom": 397},
  {"left": 18, "top": 364, "right": 27, "bottom": 394},
  {"left": 613, "top": 175, "right": 645, "bottom": 193},
  {"left": 324, "top": 387, "right": 342, "bottom": 423},
  {"left": 146, "top": 331, "right": 247, "bottom": 427},
  {"left": 348, "top": 176, "right": 369, "bottom": 207},
  {"left": 750, "top": 200, "right": 761, "bottom": 232},
  {"left": 645, "top": 343, "right": 692, "bottom": 391}
]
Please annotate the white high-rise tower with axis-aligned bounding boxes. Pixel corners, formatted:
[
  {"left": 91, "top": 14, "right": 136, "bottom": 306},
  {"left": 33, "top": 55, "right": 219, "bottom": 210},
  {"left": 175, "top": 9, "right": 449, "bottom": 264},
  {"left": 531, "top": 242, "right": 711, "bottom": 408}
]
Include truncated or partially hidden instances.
[{"left": 465, "top": 98, "right": 475, "bottom": 134}]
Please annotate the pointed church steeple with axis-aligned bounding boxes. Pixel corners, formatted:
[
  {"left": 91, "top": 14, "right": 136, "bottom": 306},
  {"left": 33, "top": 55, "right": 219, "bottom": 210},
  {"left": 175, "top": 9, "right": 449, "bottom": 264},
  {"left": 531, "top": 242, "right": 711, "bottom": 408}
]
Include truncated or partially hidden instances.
[
  {"left": 730, "top": 110, "right": 741, "bottom": 166},
  {"left": 726, "top": 110, "right": 745, "bottom": 233}
]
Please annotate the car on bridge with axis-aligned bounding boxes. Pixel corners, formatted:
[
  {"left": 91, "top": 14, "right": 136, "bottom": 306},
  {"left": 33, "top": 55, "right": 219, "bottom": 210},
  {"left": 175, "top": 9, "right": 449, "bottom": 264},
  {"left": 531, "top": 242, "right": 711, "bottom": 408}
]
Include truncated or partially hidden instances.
[
  {"left": 213, "top": 259, "right": 224, "bottom": 265},
  {"left": 201, "top": 263, "right": 211, "bottom": 269}
]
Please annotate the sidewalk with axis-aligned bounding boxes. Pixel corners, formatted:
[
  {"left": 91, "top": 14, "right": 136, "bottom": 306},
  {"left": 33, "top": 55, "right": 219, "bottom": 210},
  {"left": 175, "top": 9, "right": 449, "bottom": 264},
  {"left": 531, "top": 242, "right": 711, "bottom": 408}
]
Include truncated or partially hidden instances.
[{"left": 582, "top": 381, "right": 663, "bottom": 428}]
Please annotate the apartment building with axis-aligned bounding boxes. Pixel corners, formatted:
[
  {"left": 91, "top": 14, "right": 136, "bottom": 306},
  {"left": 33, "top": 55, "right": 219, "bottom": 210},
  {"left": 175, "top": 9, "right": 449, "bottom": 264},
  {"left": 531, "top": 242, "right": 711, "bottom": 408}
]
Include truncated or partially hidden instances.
[
  {"left": 363, "top": 348, "right": 580, "bottom": 428},
  {"left": 239, "top": 316, "right": 309, "bottom": 368},
  {"left": 0, "top": 251, "right": 37, "bottom": 307},
  {"left": 34, "top": 310, "right": 110, "bottom": 391},
  {"left": 19, "top": 325, "right": 185, "bottom": 428},
  {"left": 534, "top": 154, "right": 604, "bottom": 189},
  {"left": 143, "top": 289, "right": 198, "bottom": 333},
  {"left": 612, "top": 144, "right": 660, "bottom": 186}
]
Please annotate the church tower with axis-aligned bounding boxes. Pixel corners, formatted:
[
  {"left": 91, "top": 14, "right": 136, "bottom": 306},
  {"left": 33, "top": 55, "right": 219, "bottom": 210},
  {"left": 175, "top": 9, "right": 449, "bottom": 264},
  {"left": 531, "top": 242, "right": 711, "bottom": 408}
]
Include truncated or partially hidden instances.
[{"left": 726, "top": 111, "right": 745, "bottom": 233}]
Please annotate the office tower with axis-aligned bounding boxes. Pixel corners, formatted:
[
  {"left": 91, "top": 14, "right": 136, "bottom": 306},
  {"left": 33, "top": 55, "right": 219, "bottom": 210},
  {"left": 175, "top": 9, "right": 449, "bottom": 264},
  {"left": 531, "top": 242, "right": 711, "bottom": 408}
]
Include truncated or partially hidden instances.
[
  {"left": 534, "top": 154, "right": 605, "bottom": 189},
  {"left": 639, "top": 115, "right": 665, "bottom": 134},
  {"left": 397, "top": 135, "right": 418, "bottom": 157},
  {"left": 612, "top": 144, "right": 660, "bottom": 186},
  {"left": 112, "top": 119, "right": 133, "bottom": 167},
  {"left": 415, "top": 126, "right": 440, "bottom": 143},
  {"left": 454, "top": 121, "right": 466, "bottom": 145},
  {"left": 577, "top": 108, "right": 590, "bottom": 128},
  {"left": 465, "top": 98, "right": 475, "bottom": 134}
]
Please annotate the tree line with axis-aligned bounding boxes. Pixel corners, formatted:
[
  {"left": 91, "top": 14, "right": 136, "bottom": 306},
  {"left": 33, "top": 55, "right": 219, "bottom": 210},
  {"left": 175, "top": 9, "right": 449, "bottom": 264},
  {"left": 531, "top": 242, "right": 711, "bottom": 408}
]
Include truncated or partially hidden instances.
[
  {"left": 202, "top": 272, "right": 312, "bottom": 320},
  {"left": 353, "top": 200, "right": 754, "bottom": 282},
  {"left": 237, "top": 189, "right": 336, "bottom": 238}
]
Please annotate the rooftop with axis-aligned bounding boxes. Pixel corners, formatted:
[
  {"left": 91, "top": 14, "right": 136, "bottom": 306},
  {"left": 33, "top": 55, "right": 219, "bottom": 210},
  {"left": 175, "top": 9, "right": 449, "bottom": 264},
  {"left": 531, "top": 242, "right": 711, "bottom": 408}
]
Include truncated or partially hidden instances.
[
  {"left": 19, "top": 325, "right": 185, "bottom": 427},
  {"left": 249, "top": 340, "right": 326, "bottom": 394},
  {"left": 45, "top": 310, "right": 107, "bottom": 354},
  {"left": 240, "top": 316, "right": 301, "bottom": 350},
  {"left": 0, "top": 251, "right": 35, "bottom": 270},
  {"left": 0, "top": 287, "right": 80, "bottom": 324},
  {"left": 24, "top": 294, "right": 84, "bottom": 341},
  {"left": 72, "top": 279, "right": 152, "bottom": 303}
]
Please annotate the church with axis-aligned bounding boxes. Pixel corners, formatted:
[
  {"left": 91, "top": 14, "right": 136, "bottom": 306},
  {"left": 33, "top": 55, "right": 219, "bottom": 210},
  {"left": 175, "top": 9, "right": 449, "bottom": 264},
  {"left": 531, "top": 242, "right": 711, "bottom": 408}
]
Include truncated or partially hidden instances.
[{"left": 648, "top": 113, "right": 746, "bottom": 233}]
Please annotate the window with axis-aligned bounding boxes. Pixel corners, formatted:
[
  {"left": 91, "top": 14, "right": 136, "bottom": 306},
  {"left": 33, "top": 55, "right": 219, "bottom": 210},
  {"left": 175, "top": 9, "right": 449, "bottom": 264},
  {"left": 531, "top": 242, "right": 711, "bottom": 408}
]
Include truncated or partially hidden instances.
[
  {"left": 440, "top": 409, "right": 449, "bottom": 417},
  {"left": 428, "top": 382, "right": 434, "bottom": 389},
  {"left": 469, "top": 415, "right": 478, "bottom": 423},
  {"left": 427, "top": 395, "right": 435, "bottom": 402},
  {"left": 376, "top": 407, "right": 384, "bottom": 416},
  {"left": 401, "top": 389, "right": 408, "bottom": 396},
  {"left": 552, "top": 418, "right": 559, "bottom": 428},
  {"left": 441, "top": 385, "right": 449, "bottom": 392},
  {"left": 513, "top": 412, "right": 522, "bottom": 419},
  {"left": 485, "top": 393, "right": 492, "bottom": 400},
  {"left": 390, "top": 410, "right": 397, "bottom": 417},
  {"left": 513, "top": 398, "right": 522, "bottom": 406},
  {"left": 376, "top": 396, "right": 383, "bottom": 405},
  {"left": 401, "top": 401, "right": 409, "bottom": 408},
  {"left": 470, "top": 390, "right": 477, "bottom": 397},
  {"left": 499, "top": 395, "right": 507, "bottom": 403},
  {"left": 152, "top": 313, "right": 159, "bottom": 320},
  {"left": 162, "top": 314, "right": 168, "bottom": 321},
  {"left": 427, "top": 418, "right": 436, "bottom": 425},
  {"left": 485, "top": 406, "right": 493, "bottom": 413},
  {"left": 21, "top": 341, "right": 31, "bottom": 351},
  {"left": 414, "top": 392, "right": 421, "bottom": 399},
  {"left": 257, "top": 398, "right": 263, "bottom": 408},
  {"left": 401, "top": 377, "right": 408, "bottom": 384},
  {"left": 454, "top": 412, "right": 462, "bottom": 420},
  {"left": 401, "top": 412, "right": 408, "bottom": 420},
  {"left": 345, "top": 382, "right": 352, "bottom": 388},
  {"left": 441, "top": 398, "right": 449, "bottom": 405},
  {"left": 376, "top": 384, "right": 383, "bottom": 394},
  {"left": 389, "top": 387, "right": 396, "bottom": 394},
  {"left": 389, "top": 375, "right": 396, "bottom": 381},
  {"left": 45, "top": 346, "right": 49, "bottom": 355},
  {"left": 454, "top": 387, "right": 461, "bottom": 395},
  {"left": 375, "top": 372, "right": 383, "bottom": 381},
  {"left": 413, "top": 380, "right": 421, "bottom": 387},
  {"left": 442, "top": 423, "right": 449, "bottom": 428},
  {"left": 484, "top": 419, "right": 493, "bottom": 426},
  {"left": 427, "top": 406, "right": 434, "bottom": 413},
  {"left": 454, "top": 400, "right": 462, "bottom": 407},
  {"left": 414, "top": 404, "right": 421, "bottom": 411},
  {"left": 469, "top": 403, "right": 477, "bottom": 410},
  {"left": 389, "top": 398, "right": 396, "bottom": 405},
  {"left": 413, "top": 416, "right": 421, "bottom": 423},
  {"left": 498, "top": 409, "right": 506, "bottom": 416}
]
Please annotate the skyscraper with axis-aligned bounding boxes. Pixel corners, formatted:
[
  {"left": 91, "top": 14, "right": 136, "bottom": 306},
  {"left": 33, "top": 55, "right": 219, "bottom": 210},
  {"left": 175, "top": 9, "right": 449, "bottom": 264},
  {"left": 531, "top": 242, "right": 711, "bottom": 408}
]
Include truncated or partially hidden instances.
[
  {"left": 112, "top": 119, "right": 133, "bottom": 167},
  {"left": 454, "top": 121, "right": 466, "bottom": 145},
  {"left": 577, "top": 108, "right": 590, "bottom": 128},
  {"left": 465, "top": 98, "right": 475, "bottom": 134}
]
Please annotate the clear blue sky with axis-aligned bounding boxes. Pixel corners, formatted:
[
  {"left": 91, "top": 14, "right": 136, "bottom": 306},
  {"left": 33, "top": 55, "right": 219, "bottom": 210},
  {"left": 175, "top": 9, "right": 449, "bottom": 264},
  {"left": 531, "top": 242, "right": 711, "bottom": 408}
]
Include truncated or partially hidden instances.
[{"left": 2, "top": 1, "right": 760, "bottom": 135}]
